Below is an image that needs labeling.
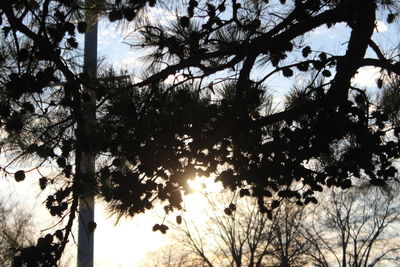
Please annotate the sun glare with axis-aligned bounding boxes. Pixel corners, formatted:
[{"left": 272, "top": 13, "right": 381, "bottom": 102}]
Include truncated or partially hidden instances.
[
  {"left": 187, "top": 177, "right": 206, "bottom": 192},
  {"left": 183, "top": 176, "right": 223, "bottom": 213},
  {"left": 187, "top": 175, "right": 223, "bottom": 193}
]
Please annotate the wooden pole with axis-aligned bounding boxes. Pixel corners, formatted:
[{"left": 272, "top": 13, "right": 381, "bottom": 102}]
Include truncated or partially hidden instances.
[{"left": 77, "top": 1, "right": 97, "bottom": 266}]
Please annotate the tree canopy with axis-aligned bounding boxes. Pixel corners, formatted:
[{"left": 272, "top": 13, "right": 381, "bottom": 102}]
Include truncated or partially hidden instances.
[{"left": 0, "top": 0, "right": 399, "bottom": 265}]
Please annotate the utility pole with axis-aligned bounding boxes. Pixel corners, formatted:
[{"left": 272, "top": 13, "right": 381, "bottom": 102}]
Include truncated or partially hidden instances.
[{"left": 77, "top": 0, "right": 98, "bottom": 266}]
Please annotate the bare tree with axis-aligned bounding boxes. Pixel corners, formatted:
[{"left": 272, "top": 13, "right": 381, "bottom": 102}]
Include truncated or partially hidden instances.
[
  {"left": 139, "top": 244, "right": 201, "bottom": 267},
  {"left": 153, "top": 190, "right": 312, "bottom": 267},
  {"left": 267, "top": 202, "right": 311, "bottom": 267},
  {"left": 148, "top": 184, "right": 400, "bottom": 267},
  {"left": 0, "top": 198, "right": 35, "bottom": 266},
  {"left": 2, "top": 0, "right": 400, "bottom": 264},
  {"left": 305, "top": 186, "right": 400, "bottom": 267}
]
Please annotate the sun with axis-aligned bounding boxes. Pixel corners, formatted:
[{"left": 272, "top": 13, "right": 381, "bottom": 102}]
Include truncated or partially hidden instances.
[
  {"left": 187, "top": 175, "right": 223, "bottom": 193},
  {"left": 187, "top": 177, "right": 207, "bottom": 192},
  {"left": 183, "top": 175, "right": 223, "bottom": 213}
]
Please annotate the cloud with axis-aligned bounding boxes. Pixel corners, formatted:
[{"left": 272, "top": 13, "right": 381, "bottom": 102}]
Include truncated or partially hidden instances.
[
  {"left": 308, "top": 22, "right": 350, "bottom": 42},
  {"left": 120, "top": 56, "right": 143, "bottom": 68},
  {"left": 352, "top": 66, "right": 381, "bottom": 87},
  {"left": 147, "top": 6, "right": 176, "bottom": 23},
  {"left": 164, "top": 72, "right": 185, "bottom": 84},
  {"left": 375, "top": 21, "right": 388, "bottom": 33}
]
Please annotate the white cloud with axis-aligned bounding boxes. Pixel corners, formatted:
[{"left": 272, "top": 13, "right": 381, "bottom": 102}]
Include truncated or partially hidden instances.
[
  {"left": 352, "top": 66, "right": 381, "bottom": 87},
  {"left": 164, "top": 72, "right": 185, "bottom": 84},
  {"left": 99, "top": 26, "right": 119, "bottom": 39},
  {"left": 148, "top": 6, "right": 176, "bottom": 21},
  {"left": 375, "top": 21, "right": 388, "bottom": 33},
  {"left": 120, "top": 56, "right": 143, "bottom": 68}
]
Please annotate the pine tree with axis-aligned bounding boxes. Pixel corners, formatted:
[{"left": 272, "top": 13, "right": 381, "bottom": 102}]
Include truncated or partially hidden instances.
[{"left": 0, "top": 0, "right": 399, "bottom": 265}]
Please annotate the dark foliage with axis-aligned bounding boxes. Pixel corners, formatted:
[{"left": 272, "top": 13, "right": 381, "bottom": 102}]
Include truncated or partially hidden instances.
[{"left": 0, "top": 0, "right": 399, "bottom": 265}]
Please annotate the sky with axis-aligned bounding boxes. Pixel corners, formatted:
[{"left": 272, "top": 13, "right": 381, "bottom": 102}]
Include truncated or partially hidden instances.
[
  {"left": 86, "top": 9, "right": 399, "bottom": 265},
  {"left": 93, "top": 5, "right": 397, "bottom": 103},
  {"left": 0, "top": 170, "right": 221, "bottom": 266},
  {"left": 1, "top": 2, "right": 399, "bottom": 267}
]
